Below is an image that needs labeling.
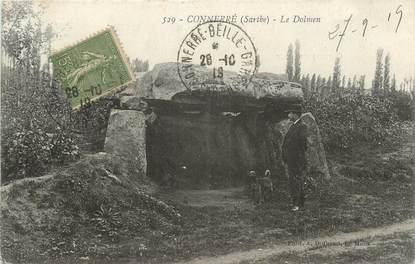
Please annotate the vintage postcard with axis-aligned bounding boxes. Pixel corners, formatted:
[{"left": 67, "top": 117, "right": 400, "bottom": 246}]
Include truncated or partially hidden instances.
[{"left": 1, "top": 0, "right": 414, "bottom": 263}]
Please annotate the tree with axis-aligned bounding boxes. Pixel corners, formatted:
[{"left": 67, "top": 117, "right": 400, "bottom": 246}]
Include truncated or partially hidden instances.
[
  {"left": 341, "top": 75, "right": 346, "bottom": 89},
  {"left": 391, "top": 74, "right": 396, "bottom": 91},
  {"left": 310, "top": 73, "right": 316, "bottom": 92},
  {"left": 352, "top": 75, "right": 357, "bottom": 89},
  {"left": 286, "top": 43, "right": 294, "bottom": 81},
  {"left": 132, "top": 59, "right": 149, "bottom": 72},
  {"left": 332, "top": 57, "right": 341, "bottom": 93},
  {"left": 403, "top": 78, "right": 408, "bottom": 90},
  {"left": 372, "top": 48, "right": 384, "bottom": 96},
  {"left": 321, "top": 77, "right": 326, "bottom": 87},
  {"left": 294, "top": 40, "right": 301, "bottom": 82},
  {"left": 359, "top": 75, "right": 366, "bottom": 91},
  {"left": 327, "top": 76, "right": 332, "bottom": 90},
  {"left": 300, "top": 75, "right": 306, "bottom": 87},
  {"left": 302, "top": 74, "right": 310, "bottom": 98},
  {"left": 143, "top": 60, "right": 149, "bottom": 72},
  {"left": 383, "top": 53, "right": 391, "bottom": 94},
  {"left": 316, "top": 75, "right": 322, "bottom": 92},
  {"left": 359, "top": 76, "right": 365, "bottom": 90},
  {"left": 347, "top": 78, "right": 352, "bottom": 89},
  {"left": 255, "top": 53, "right": 261, "bottom": 70},
  {"left": 305, "top": 74, "right": 310, "bottom": 88},
  {"left": 320, "top": 77, "right": 327, "bottom": 95}
]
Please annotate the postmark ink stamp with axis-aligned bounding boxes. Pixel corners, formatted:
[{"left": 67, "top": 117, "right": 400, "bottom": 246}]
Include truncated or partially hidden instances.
[
  {"left": 177, "top": 21, "right": 257, "bottom": 93},
  {"left": 51, "top": 27, "right": 133, "bottom": 109}
]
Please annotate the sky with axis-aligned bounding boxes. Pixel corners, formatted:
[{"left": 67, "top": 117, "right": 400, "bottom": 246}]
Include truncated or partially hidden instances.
[{"left": 38, "top": 0, "right": 415, "bottom": 89}]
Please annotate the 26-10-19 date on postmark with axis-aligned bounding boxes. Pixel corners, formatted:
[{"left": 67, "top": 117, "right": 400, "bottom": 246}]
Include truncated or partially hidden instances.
[{"left": 50, "top": 27, "right": 133, "bottom": 109}]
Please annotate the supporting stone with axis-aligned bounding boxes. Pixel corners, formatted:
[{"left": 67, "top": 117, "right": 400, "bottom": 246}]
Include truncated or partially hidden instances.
[
  {"left": 299, "top": 112, "right": 331, "bottom": 180},
  {"left": 104, "top": 109, "right": 147, "bottom": 175}
]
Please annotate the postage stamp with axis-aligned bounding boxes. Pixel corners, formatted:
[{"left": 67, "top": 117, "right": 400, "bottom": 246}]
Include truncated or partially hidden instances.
[
  {"left": 51, "top": 27, "right": 133, "bottom": 109},
  {"left": 177, "top": 21, "right": 257, "bottom": 93}
]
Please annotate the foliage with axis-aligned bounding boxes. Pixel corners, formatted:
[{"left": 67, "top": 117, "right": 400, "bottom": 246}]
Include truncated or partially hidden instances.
[
  {"left": 1, "top": 1, "right": 42, "bottom": 63},
  {"left": 131, "top": 58, "right": 149, "bottom": 73},
  {"left": 332, "top": 57, "right": 341, "bottom": 92},
  {"left": 372, "top": 48, "right": 384, "bottom": 96},
  {"left": 1, "top": 1, "right": 79, "bottom": 182},
  {"left": 2, "top": 128, "right": 79, "bottom": 182},
  {"left": 304, "top": 89, "right": 405, "bottom": 152},
  {"left": 293, "top": 40, "right": 301, "bottom": 82},
  {"left": 384, "top": 53, "right": 391, "bottom": 93},
  {"left": 389, "top": 90, "right": 415, "bottom": 121},
  {"left": 71, "top": 96, "right": 121, "bottom": 152},
  {"left": 285, "top": 43, "right": 293, "bottom": 82},
  {"left": 1, "top": 1, "right": 125, "bottom": 181},
  {"left": 93, "top": 204, "right": 121, "bottom": 238}
]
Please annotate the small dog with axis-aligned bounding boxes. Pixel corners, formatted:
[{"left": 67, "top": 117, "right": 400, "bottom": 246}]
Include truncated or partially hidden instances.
[
  {"left": 247, "top": 170, "right": 274, "bottom": 204},
  {"left": 246, "top": 170, "right": 257, "bottom": 198},
  {"left": 256, "top": 169, "right": 274, "bottom": 204}
]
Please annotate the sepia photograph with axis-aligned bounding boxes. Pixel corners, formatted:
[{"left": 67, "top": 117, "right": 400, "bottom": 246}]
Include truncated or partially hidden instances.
[{"left": 1, "top": 0, "right": 414, "bottom": 263}]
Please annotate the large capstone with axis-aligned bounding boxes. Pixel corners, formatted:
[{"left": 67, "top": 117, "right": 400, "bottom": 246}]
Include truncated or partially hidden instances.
[{"left": 136, "top": 62, "right": 303, "bottom": 103}]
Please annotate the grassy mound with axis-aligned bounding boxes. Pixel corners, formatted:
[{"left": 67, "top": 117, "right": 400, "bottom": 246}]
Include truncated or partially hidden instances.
[{"left": 0, "top": 153, "right": 181, "bottom": 263}]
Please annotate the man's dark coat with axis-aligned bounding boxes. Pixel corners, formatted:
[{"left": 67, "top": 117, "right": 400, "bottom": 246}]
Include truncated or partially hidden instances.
[
  {"left": 282, "top": 120, "right": 308, "bottom": 207},
  {"left": 282, "top": 120, "right": 308, "bottom": 173}
]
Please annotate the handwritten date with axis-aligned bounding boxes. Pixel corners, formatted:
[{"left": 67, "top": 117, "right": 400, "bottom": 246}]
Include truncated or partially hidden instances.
[{"left": 329, "top": 5, "right": 403, "bottom": 51}]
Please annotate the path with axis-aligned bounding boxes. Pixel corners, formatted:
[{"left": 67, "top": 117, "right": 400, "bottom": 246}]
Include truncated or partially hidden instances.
[
  {"left": 176, "top": 219, "right": 415, "bottom": 264},
  {"left": 160, "top": 187, "right": 253, "bottom": 209}
]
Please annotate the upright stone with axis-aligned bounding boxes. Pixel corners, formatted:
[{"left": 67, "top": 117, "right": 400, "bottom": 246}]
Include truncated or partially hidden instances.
[
  {"left": 104, "top": 109, "right": 147, "bottom": 174},
  {"left": 299, "top": 112, "right": 331, "bottom": 181}
]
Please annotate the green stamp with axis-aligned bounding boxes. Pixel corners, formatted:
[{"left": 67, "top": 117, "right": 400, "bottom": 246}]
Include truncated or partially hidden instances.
[{"left": 51, "top": 27, "right": 133, "bottom": 109}]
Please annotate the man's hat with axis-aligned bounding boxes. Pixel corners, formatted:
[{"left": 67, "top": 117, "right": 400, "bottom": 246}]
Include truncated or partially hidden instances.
[{"left": 284, "top": 103, "right": 303, "bottom": 113}]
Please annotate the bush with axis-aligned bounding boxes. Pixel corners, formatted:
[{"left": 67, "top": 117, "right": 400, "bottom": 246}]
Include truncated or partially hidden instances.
[
  {"left": 304, "top": 89, "right": 405, "bottom": 152},
  {"left": 389, "top": 90, "right": 415, "bottom": 121},
  {"left": 3, "top": 129, "right": 51, "bottom": 180},
  {"left": 2, "top": 127, "right": 79, "bottom": 182},
  {"left": 49, "top": 127, "right": 79, "bottom": 163},
  {"left": 72, "top": 96, "right": 121, "bottom": 152},
  {"left": 1, "top": 1, "right": 82, "bottom": 183},
  {"left": 1, "top": 68, "right": 81, "bottom": 183},
  {"left": 1, "top": 69, "right": 120, "bottom": 182}
]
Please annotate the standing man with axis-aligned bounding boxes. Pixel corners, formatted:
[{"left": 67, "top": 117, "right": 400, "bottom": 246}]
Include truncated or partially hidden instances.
[{"left": 282, "top": 104, "right": 308, "bottom": 211}]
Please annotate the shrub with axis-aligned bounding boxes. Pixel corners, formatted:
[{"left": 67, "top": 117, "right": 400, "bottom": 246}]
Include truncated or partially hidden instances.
[
  {"left": 3, "top": 129, "right": 51, "bottom": 180},
  {"left": 389, "top": 90, "right": 415, "bottom": 121},
  {"left": 71, "top": 96, "right": 121, "bottom": 152},
  {"left": 1, "top": 68, "right": 120, "bottom": 182},
  {"left": 304, "top": 89, "right": 405, "bottom": 152},
  {"left": 1, "top": 1, "right": 82, "bottom": 183},
  {"left": 49, "top": 127, "right": 80, "bottom": 163},
  {"left": 2, "top": 127, "right": 79, "bottom": 182}
]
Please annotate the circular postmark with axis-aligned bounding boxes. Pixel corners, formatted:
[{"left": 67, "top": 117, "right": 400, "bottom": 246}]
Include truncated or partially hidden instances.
[{"left": 177, "top": 21, "right": 257, "bottom": 93}]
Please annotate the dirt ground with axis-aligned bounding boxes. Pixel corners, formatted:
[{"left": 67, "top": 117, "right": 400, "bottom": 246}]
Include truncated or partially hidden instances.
[{"left": 160, "top": 188, "right": 254, "bottom": 209}]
